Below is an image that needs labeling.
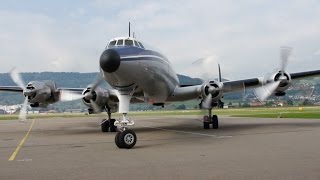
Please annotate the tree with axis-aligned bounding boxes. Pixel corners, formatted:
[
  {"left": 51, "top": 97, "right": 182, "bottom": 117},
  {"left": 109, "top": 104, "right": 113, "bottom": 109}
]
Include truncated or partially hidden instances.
[{"left": 176, "top": 104, "right": 186, "bottom": 110}]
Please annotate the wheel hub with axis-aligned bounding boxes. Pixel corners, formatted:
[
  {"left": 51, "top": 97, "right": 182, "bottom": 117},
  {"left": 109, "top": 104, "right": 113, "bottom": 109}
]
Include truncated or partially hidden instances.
[{"left": 124, "top": 133, "right": 134, "bottom": 145}]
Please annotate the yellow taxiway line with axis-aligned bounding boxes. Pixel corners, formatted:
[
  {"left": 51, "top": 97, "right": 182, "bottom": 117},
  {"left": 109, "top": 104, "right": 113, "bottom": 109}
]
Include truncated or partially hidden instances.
[{"left": 8, "top": 119, "right": 35, "bottom": 161}]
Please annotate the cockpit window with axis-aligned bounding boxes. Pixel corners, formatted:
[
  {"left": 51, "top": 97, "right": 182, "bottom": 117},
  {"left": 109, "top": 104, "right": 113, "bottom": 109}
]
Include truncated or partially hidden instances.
[
  {"left": 125, "top": 40, "right": 134, "bottom": 46},
  {"left": 138, "top": 42, "right": 144, "bottom": 49},
  {"left": 116, "top": 39, "right": 123, "bottom": 46},
  {"left": 133, "top": 40, "right": 138, "bottom": 47},
  {"left": 108, "top": 41, "right": 116, "bottom": 48}
]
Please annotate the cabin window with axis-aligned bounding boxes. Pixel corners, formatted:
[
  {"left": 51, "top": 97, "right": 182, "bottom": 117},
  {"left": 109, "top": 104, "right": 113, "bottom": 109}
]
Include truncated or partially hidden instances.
[
  {"left": 125, "top": 39, "right": 134, "bottom": 46},
  {"left": 108, "top": 41, "right": 116, "bottom": 48},
  {"left": 116, "top": 39, "right": 124, "bottom": 46}
]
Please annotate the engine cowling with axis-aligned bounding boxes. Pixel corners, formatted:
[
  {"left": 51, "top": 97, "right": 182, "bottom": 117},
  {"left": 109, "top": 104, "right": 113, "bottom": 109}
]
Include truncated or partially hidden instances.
[
  {"left": 82, "top": 87, "right": 109, "bottom": 108},
  {"left": 265, "top": 71, "right": 292, "bottom": 96},
  {"left": 201, "top": 80, "right": 223, "bottom": 102},
  {"left": 24, "top": 81, "right": 56, "bottom": 104},
  {"left": 82, "top": 87, "right": 119, "bottom": 113}
]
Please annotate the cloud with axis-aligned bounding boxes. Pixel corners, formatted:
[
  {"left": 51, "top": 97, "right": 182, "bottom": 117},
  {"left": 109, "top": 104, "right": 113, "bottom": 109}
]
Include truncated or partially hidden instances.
[
  {"left": 0, "top": 0, "right": 320, "bottom": 80},
  {"left": 314, "top": 49, "right": 320, "bottom": 55}
]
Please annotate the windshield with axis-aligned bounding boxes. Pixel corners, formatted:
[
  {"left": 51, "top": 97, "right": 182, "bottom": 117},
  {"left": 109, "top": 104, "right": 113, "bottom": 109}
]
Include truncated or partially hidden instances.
[
  {"left": 108, "top": 41, "right": 116, "bottom": 48},
  {"left": 125, "top": 40, "right": 133, "bottom": 46}
]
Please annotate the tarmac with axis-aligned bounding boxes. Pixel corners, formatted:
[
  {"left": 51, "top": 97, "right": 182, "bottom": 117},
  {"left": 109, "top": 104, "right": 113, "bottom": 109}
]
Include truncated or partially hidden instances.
[{"left": 1, "top": 115, "right": 320, "bottom": 180}]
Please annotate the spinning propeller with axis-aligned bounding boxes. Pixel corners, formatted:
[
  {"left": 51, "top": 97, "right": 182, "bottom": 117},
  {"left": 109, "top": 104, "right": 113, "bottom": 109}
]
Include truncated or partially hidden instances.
[
  {"left": 59, "top": 75, "right": 103, "bottom": 113},
  {"left": 254, "top": 47, "right": 292, "bottom": 101},
  {"left": 192, "top": 57, "right": 225, "bottom": 109},
  {"left": 9, "top": 68, "right": 104, "bottom": 121},
  {"left": 9, "top": 68, "right": 29, "bottom": 122}
]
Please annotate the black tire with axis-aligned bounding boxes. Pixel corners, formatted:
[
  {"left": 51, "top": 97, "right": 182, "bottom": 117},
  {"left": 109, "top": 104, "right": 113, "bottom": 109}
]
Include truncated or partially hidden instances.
[
  {"left": 101, "top": 119, "right": 109, "bottom": 132},
  {"left": 115, "top": 132, "right": 124, "bottom": 148},
  {"left": 109, "top": 119, "right": 117, "bottom": 132},
  {"left": 212, "top": 115, "right": 219, "bottom": 129},
  {"left": 203, "top": 115, "right": 210, "bottom": 129},
  {"left": 118, "top": 129, "right": 137, "bottom": 149}
]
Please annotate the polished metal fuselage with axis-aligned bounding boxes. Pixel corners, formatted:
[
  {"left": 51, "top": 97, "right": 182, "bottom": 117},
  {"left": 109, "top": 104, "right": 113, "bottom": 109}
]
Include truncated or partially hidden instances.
[{"left": 101, "top": 46, "right": 180, "bottom": 103}]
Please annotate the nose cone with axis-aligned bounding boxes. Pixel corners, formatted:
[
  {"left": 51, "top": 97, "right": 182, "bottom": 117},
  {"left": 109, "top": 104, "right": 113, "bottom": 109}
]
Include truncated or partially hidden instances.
[{"left": 100, "top": 49, "right": 121, "bottom": 73}]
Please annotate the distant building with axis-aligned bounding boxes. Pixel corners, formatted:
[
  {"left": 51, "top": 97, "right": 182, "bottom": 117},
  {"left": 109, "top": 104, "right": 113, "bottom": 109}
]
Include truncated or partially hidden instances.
[
  {"left": 0, "top": 109, "right": 7, "bottom": 114},
  {"left": 250, "top": 101, "right": 265, "bottom": 107},
  {"left": 64, "top": 109, "right": 83, "bottom": 113}
]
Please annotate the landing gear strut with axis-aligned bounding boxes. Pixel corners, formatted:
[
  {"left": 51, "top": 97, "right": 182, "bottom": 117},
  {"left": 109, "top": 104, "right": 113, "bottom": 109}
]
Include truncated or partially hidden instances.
[
  {"left": 203, "top": 108, "right": 219, "bottom": 129},
  {"left": 101, "top": 108, "right": 117, "bottom": 132}
]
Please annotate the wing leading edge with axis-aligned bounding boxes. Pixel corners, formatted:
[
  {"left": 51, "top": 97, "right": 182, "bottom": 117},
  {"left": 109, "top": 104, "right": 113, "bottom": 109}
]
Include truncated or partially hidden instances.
[{"left": 0, "top": 86, "right": 23, "bottom": 92}]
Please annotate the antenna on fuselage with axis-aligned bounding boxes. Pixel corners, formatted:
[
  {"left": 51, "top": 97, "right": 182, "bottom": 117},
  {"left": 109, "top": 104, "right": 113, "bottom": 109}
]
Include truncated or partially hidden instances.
[
  {"left": 133, "top": 32, "right": 135, "bottom": 38},
  {"left": 218, "top": 63, "right": 222, "bottom": 82},
  {"left": 129, "top": 22, "right": 131, "bottom": 37}
]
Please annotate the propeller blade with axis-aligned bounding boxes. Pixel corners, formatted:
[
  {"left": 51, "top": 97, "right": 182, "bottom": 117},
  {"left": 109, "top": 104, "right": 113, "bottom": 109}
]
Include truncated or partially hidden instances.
[
  {"left": 10, "top": 67, "right": 26, "bottom": 91},
  {"left": 19, "top": 97, "right": 29, "bottom": 122},
  {"left": 202, "top": 93, "right": 212, "bottom": 109},
  {"left": 59, "top": 90, "right": 84, "bottom": 102},
  {"left": 280, "top": 46, "right": 292, "bottom": 72},
  {"left": 192, "top": 56, "right": 219, "bottom": 82},
  {"left": 254, "top": 81, "right": 280, "bottom": 102},
  {"left": 90, "top": 99, "right": 101, "bottom": 113},
  {"left": 90, "top": 76, "right": 103, "bottom": 93}
]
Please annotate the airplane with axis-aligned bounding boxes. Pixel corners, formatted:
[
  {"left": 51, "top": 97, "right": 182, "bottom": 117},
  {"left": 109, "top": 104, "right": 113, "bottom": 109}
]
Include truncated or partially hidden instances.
[{"left": 1, "top": 24, "right": 320, "bottom": 149}]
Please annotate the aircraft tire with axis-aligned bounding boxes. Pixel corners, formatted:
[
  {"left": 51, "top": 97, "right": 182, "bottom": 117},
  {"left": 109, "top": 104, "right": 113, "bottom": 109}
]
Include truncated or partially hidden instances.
[
  {"left": 115, "top": 132, "right": 124, "bottom": 148},
  {"left": 101, "top": 119, "right": 110, "bottom": 132},
  {"left": 117, "top": 129, "right": 137, "bottom": 149},
  {"left": 109, "top": 119, "right": 117, "bottom": 132},
  {"left": 203, "top": 115, "right": 210, "bottom": 129},
  {"left": 212, "top": 115, "right": 219, "bottom": 129}
]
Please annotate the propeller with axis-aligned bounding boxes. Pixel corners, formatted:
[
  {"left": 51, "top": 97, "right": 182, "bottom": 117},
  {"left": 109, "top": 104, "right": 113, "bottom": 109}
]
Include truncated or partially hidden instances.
[
  {"left": 192, "top": 56, "right": 220, "bottom": 82},
  {"left": 9, "top": 68, "right": 28, "bottom": 122},
  {"left": 202, "top": 93, "right": 213, "bottom": 109},
  {"left": 254, "top": 47, "right": 292, "bottom": 101},
  {"left": 192, "top": 56, "right": 225, "bottom": 109},
  {"left": 59, "top": 75, "right": 103, "bottom": 113}
]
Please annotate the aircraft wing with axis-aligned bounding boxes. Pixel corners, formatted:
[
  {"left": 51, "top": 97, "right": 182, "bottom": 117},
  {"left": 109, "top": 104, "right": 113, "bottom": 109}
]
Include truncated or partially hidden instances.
[
  {"left": 223, "top": 70, "right": 320, "bottom": 93},
  {"left": 0, "top": 86, "right": 23, "bottom": 92},
  {"left": 57, "top": 88, "right": 84, "bottom": 93}
]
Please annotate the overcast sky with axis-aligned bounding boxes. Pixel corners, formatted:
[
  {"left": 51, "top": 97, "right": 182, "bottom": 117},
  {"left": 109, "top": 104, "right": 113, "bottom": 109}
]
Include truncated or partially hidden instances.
[{"left": 0, "top": 0, "right": 319, "bottom": 80}]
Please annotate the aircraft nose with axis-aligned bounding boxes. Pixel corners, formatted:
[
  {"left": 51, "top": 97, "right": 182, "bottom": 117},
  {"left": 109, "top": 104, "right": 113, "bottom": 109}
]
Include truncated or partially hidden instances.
[{"left": 99, "top": 49, "right": 121, "bottom": 73}]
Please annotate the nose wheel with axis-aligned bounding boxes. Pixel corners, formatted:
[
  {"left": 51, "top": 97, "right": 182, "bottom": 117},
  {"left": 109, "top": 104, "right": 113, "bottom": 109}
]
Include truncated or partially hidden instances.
[{"left": 115, "top": 129, "right": 137, "bottom": 149}]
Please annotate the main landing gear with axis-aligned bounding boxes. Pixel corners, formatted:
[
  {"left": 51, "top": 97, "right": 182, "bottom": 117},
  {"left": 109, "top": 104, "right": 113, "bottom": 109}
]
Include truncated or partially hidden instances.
[
  {"left": 203, "top": 108, "right": 219, "bottom": 129},
  {"left": 101, "top": 109, "right": 117, "bottom": 132}
]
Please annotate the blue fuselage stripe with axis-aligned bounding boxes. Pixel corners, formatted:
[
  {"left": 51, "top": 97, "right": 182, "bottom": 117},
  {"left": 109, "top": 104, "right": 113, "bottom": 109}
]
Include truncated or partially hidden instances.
[
  {"left": 121, "top": 56, "right": 165, "bottom": 62},
  {"left": 111, "top": 46, "right": 169, "bottom": 63}
]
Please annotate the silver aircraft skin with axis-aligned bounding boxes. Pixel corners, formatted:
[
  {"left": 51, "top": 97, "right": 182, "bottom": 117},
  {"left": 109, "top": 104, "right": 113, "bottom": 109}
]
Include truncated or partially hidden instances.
[{"left": 1, "top": 35, "right": 320, "bottom": 149}]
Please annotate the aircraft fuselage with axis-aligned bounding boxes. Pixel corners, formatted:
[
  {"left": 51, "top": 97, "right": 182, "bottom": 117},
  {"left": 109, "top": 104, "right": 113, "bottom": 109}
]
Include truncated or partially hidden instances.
[{"left": 100, "top": 45, "right": 179, "bottom": 104}]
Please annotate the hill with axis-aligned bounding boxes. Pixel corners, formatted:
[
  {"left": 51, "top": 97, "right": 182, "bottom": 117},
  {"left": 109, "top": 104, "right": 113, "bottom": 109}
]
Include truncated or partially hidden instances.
[{"left": 0, "top": 72, "right": 319, "bottom": 111}]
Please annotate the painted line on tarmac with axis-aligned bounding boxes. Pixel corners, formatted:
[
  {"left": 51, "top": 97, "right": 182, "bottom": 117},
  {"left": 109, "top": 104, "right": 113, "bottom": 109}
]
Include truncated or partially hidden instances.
[
  {"left": 8, "top": 119, "right": 35, "bottom": 161},
  {"left": 141, "top": 125, "right": 232, "bottom": 138}
]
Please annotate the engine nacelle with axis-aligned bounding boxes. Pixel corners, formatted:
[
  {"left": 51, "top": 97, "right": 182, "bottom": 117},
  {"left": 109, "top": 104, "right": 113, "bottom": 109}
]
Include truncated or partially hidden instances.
[
  {"left": 201, "top": 80, "right": 224, "bottom": 102},
  {"left": 25, "top": 81, "right": 56, "bottom": 103},
  {"left": 82, "top": 87, "right": 109, "bottom": 107},
  {"left": 82, "top": 87, "right": 118, "bottom": 113},
  {"left": 265, "top": 71, "right": 292, "bottom": 96}
]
